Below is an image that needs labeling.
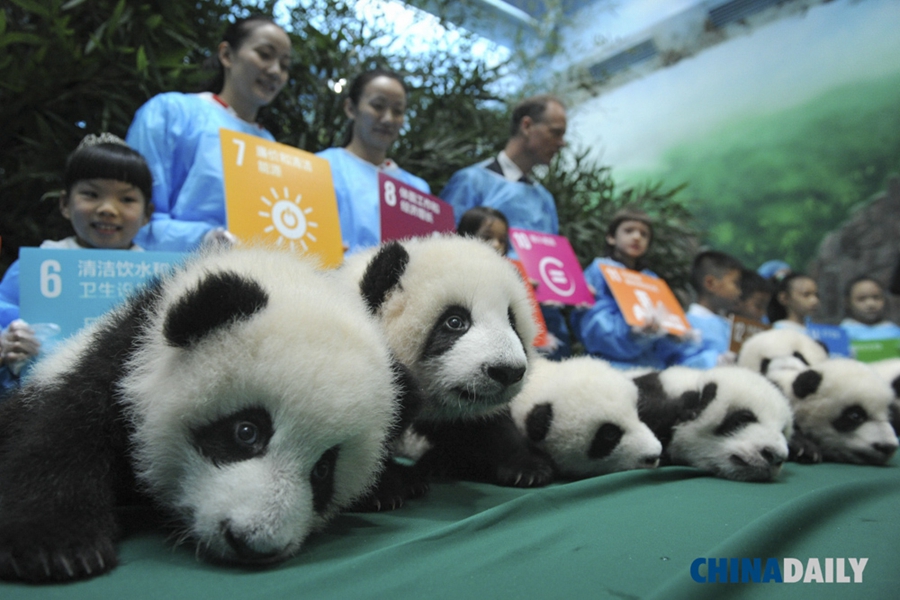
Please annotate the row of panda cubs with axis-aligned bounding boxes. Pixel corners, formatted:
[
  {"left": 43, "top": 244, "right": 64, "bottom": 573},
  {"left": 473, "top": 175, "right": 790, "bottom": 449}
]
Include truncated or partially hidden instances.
[
  {"left": 512, "top": 328, "right": 900, "bottom": 482},
  {"left": 2, "top": 236, "right": 898, "bottom": 583}
]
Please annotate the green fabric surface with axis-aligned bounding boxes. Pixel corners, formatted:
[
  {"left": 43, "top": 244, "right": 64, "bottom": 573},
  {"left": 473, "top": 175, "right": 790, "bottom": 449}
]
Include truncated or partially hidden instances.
[{"left": 2, "top": 459, "right": 898, "bottom": 599}]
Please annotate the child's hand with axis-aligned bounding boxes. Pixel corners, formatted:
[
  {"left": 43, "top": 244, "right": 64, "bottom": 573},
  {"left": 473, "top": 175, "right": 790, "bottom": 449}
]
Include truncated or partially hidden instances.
[{"left": 1, "top": 320, "right": 41, "bottom": 372}]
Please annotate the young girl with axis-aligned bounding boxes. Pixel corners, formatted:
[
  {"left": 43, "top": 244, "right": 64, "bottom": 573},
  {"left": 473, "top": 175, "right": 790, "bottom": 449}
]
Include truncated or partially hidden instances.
[
  {"left": 0, "top": 134, "right": 153, "bottom": 387},
  {"left": 457, "top": 206, "right": 510, "bottom": 255},
  {"left": 318, "top": 68, "right": 431, "bottom": 255},
  {"left": 573, "top": 207, "right": 685, "bottom": 369},
  {"left": 126, "top": 16, "right": 291, "bottom": 252},
  {"left": 767, "top": 272, "right": 820, "bottom": 333},
  {"left": 840, "top": 276, "right": 900, "bottom": 341}
]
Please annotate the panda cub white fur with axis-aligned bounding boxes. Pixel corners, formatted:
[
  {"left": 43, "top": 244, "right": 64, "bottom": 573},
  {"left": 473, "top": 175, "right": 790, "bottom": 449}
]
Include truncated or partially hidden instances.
[
  {"left": 509, "top": 356, "right": 661, "bottom": 479},
  {"left": 870, "top": 357, "right": 900, "bottom": 434},
  {"left": 632, "top": 366, "right": 793, "bottom": 481},
  {"left": 0, "top": 248, "right": 408, "bottom": 583},
  {"left": 765, "top": 358, "right": 899, "bottom": 465},
  {"left": 736, "top": 328, "right": 828, "bottom": 374},
  {"left": 341, "top": 236, "right": 553, "bottom": 507}
]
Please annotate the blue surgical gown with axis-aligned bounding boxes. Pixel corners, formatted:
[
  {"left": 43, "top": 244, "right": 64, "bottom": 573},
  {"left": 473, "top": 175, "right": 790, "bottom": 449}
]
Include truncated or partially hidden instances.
[
  {"left": 317, "top": 147, "right": 431, "bottom": 255},
  {"left": 439, "top": 160, "right": 559, "bottom": 235},
  {"left": 126, "top": 92, "right": 276, "bottom": 252},
  {"left": 678, "top": 304, "right": 732, "bottom": 369}
]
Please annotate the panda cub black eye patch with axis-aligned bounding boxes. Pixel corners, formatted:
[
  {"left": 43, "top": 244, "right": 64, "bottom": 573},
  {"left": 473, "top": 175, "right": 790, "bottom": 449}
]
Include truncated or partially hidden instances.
[
  {"left": 422, "top": 305, "right": 472, "bottom": 358},
  {"left": 311, "top": 445, "right": 340, "bottom": 513},
  {"left": 588, "top": 423, "right": 624, "bottom": 460},
  {"left": 832, "top": 405, "right": 868, "bottom": 433},
  {"left": 191, "top": 407, "right": 274, "bottom": 466},
  {"left": 714, "top": 409, "right": 758, "bottom": 437}
]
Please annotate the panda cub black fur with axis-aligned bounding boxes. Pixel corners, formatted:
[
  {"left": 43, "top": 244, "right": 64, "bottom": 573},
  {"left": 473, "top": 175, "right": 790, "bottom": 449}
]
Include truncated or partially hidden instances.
[
  {"left": 0, "top": 248, "right": 411, "bottom": 583},
  {"left": 341, "top": 236, "right": 554, "bottom": 508},
  {"left": 632, "top": 366, "right": 793, "bottom": 481},
  {"left": 765, "top": 358, "right": 898, "bottom": 465},
  {"left": 510, "top": 356, "right": 662, "bottom": 479}
]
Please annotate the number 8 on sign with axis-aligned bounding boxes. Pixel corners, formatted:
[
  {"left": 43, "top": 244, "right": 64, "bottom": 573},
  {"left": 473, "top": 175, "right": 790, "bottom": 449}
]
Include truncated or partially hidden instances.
[{"left": 383, "top": 180, "right": 397, "bottom": 207}]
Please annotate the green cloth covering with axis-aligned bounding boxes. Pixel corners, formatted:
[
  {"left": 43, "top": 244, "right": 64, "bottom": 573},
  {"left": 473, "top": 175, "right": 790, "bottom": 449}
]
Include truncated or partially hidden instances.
[{"left": 2, "top": 459, "right": 898, "bottom": 599}]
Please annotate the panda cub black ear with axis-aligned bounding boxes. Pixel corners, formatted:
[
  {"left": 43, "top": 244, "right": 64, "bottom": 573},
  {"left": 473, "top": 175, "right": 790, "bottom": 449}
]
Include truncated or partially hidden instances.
[
  {"left": 164, "top": 270, "right": 268, "bottom": 348},
  {"left": 525, "top": 403, "right": 554, "bottom": 443},
  {"left": 679, "top": 383, "right": 717, "bottom": 422},
  {"left": 792, "top": 369, "right": 823, "bottom": 399},
  {"left": 360, "top": 241, "right": 409, "bottom": 314}
]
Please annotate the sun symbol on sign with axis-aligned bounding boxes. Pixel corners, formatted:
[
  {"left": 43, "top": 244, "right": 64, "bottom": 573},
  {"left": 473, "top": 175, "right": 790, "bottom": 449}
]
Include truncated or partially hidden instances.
[{"left": 259, "top": 187, "right": 318, "bottom": 252}]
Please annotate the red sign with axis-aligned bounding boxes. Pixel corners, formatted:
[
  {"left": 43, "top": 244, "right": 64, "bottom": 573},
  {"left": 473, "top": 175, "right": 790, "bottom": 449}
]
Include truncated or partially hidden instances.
[{"left": 379, "top": 172, "right": 455, "bottom": 242}]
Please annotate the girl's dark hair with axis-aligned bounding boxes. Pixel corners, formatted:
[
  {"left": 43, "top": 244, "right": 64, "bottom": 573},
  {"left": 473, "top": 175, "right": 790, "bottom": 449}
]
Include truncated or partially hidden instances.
[
  {"left": 64, "top": 143, "right": 154, "bottom": 214},
  {"left": 457, "top": 206, "right": 510, "bottom": 255},
  {"left": 766, "top": 272, "right": 812, "bottom": 323},
  {"left": 340, "top": 68, "right": 408, "bottom": 147},
  {"left": 604, "top": 206, "right": 653, "bottom": 269},
  {"left": 204, "top": 15, "right": 282, "bottom": 94}
]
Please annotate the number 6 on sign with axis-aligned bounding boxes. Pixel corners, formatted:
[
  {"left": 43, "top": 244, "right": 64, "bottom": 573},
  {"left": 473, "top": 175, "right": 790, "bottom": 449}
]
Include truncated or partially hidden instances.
[{"left": 40, "top": 260, "right": 62, "bottom": 298}]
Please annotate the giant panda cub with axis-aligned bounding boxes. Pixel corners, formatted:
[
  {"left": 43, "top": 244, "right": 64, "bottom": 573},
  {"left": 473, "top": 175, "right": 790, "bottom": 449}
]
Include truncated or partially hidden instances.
[
  {"left": 736, "top": 328, "right": 828, "bottom": 374},
  {"left": 764, "top": 358, "right": 899, "bottom": 465},
  {"left": 340, "top": 236, "right": 553, "bottom": 508},
  {"left": 509, "top": 356, "right": 662, "bottom": 479},
  {"left": 631, "top": 366, "right": 793, "bottom": 481},
  {"left": 0, "top": 248, "right": 411, "bottom": 583}
]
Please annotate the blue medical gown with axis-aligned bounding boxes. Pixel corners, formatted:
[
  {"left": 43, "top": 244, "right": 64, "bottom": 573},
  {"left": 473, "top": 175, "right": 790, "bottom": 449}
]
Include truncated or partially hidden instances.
[
  {"left": 677, "top": 304, "right": 732, "bottom": 369},
  {"left": 840, "top": 318, "right": 900, "bottom": 342},
  {"left": 572, "top": 257, "right": 685, "bottom": 369},
  {"left": 126, "top": 92, "right": 276, "bottom": 252},
  {"left": 439, "top": 160, "right": 559, "bottom": 235},
  {"left": 0, "top": 261, "right": 21, "bottom": 328},
  {"left": 317, "top": 147, "right": 431, "bottom": 255}
]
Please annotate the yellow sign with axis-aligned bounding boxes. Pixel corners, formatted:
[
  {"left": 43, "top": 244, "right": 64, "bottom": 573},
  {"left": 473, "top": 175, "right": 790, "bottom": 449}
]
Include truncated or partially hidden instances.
[{"left": 220, "top": 129, "right": 343, "bottom": 268}]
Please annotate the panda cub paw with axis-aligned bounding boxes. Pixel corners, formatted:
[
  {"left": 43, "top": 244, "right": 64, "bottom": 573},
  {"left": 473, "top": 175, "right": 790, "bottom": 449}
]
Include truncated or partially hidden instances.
[
  {"left": 349, "top": 461, "right": 429, "bottom": 512},
  {"left": 788, "top": 433, "right": 823, "bottom": 464},
  {"left": 0, "top": 516, "right": 118, "bottom": 583},
  {"left": 494, "top": 451, "right": 556, "bottom": 488}
]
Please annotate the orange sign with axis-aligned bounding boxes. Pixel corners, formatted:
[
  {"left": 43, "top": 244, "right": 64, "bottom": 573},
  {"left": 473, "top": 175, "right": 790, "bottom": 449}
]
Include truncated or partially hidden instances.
[
  {"left": 598, "top": 263, "right": 690, "bottom": 336},
  {"left": 728, "top": 314, "right": 771, "bottom": 353},
  {"left": 510, "top": 259, "right": 549, "bottom": 348},
  {"left": 220, "top": 129, "right": 343, "bottom": 268}
]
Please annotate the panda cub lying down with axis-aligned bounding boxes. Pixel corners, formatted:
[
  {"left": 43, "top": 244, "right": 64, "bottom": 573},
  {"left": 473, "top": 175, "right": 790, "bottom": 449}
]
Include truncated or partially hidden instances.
[{"left": 0, "top": 248, "right": 415, "bottom": 583}]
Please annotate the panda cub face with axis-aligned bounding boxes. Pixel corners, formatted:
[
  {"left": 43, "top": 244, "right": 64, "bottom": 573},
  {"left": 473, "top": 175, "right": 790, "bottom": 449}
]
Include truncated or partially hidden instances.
[
  {"left": 736, "top": 328, "right": 828, "bottom": 374},
  {"left": 343, "top": 236, "right": 536, "bottom": 422},
  {"left": 768, "top": 358, "right": 898, "bottom": 465},
  {"left": 122, "top": 249, "right": 400, "bottom": 564},
  {"left": 510, "top": 357, "right": 661, "bottom": 478},
  {"left": 635, "top": 367, "right": 793, "bottom": 482}
]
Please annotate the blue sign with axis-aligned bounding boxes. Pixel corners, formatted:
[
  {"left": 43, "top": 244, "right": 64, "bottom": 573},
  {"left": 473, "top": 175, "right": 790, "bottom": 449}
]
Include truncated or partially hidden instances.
[
  {"left": 19, "top": 248, "right": 185, "bottom": 352},
  {"left": 806, "top": 322, "right": 851, "bottom": 357}
]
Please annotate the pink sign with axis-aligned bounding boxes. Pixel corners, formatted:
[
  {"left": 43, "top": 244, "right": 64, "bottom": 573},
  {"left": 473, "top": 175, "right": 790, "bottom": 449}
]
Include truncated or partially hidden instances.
[
  {"left": 379, "top": 172, "right": 455, "bottom": 242},
  {"left": 508, "top": 228, "right": 595, "bottom": 306}
]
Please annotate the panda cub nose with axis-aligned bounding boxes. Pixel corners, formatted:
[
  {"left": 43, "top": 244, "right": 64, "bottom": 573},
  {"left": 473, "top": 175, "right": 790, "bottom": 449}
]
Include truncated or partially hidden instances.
[
  {"left": 760, "top": 448, "right": 785, "bottom": 466},
  {"left": 222, "top": 522, "right": 282, "bottom": 563},
  {"left": 485, "top": 364, "right": 526, "bottom": 387},
  {"left": 873, "top": 443, "right": 898, "bottom": 457}
]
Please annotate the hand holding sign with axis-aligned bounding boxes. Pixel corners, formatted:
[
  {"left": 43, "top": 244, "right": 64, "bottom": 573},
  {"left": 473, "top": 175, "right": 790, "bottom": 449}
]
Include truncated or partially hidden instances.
[{"left": 598, "top": 263, "right": 690, "bottom": 336}]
